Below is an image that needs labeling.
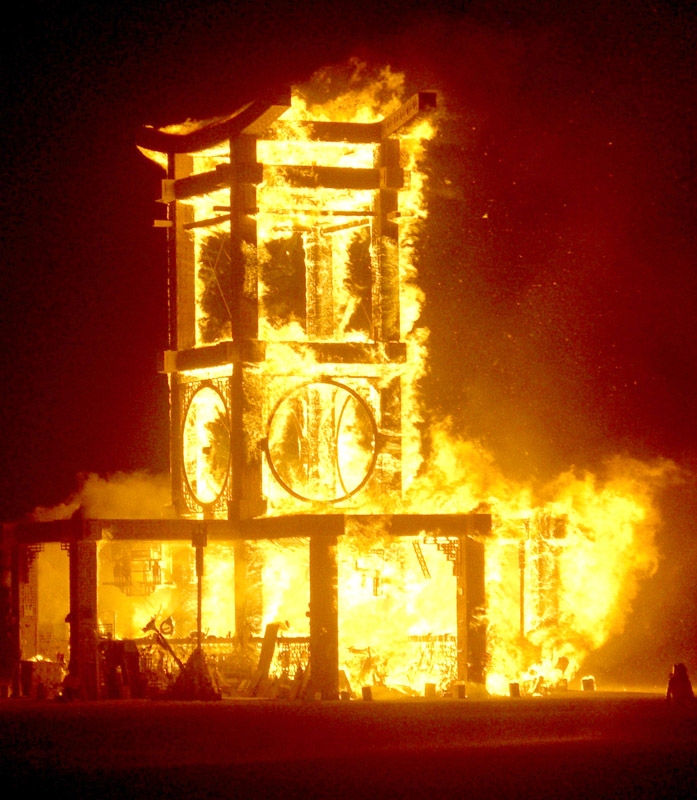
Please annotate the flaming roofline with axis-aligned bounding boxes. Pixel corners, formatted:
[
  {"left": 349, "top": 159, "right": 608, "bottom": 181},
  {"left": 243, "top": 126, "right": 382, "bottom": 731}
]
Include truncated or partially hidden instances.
[
  {"left": 136, "top": 90, "right": 293, "bottom": 153},
  {"left": 136, "top": 90, "right": 437, "bottom": 155}
]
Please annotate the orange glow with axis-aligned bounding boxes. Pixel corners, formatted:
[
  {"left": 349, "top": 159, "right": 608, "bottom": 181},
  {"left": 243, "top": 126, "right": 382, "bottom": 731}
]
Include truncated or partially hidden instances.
[{"left": 101, "top": 63, "right": 675, "bottom": 698}]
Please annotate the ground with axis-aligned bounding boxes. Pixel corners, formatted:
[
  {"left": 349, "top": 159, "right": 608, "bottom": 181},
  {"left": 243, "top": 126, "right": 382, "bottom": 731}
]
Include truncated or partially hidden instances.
[{"left": 1, "top": 692, "right": 696, "bottom": 798}]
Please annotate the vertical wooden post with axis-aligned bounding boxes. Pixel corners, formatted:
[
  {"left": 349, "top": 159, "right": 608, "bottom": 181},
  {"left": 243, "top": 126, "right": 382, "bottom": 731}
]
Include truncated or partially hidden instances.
[
  {"left": 308, "top": 534, "right": 339, "bottom": 700},
  {"left": 519, "top": 539, "right": 526, "bottom": 640},
  {"left": 234, "top": 540, "right": 249, "bottom": 642},
  {"left": 68, "top": 539, "right": 99, "bottom": 699},
  {"left": 466, "top": 534, "right": 486, "bottom": 686},
  {"left": 193, "top": 529, "right": 206, "bottom": 648},
  {"left": 1, "top": 538, "right": 20, "bottom": 696},
  {"left": 167, "top": 153, "right": 193, "bottom": 516},
  {"left": 373, "top": 138, "right": 401, "bottom": 342},
  {"left": 229, "top": 135, "right": 266, "bottom": 521},
  {"left": 457, "top": 523, "right": 488, "bottom": 688},
  {"left": 456, "top": 536, "right": 467, "bottom": 684}
]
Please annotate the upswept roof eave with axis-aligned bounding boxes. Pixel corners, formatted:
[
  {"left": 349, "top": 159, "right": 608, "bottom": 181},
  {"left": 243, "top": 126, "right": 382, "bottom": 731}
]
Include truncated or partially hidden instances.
[{"left": 136, "top": 89, "right": 292, "bottom": 155}]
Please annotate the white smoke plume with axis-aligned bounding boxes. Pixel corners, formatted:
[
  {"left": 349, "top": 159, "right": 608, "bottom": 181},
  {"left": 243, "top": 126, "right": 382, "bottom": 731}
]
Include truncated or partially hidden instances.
[{"left": 31, "top": 472, "right": 171, "bottom": 522}]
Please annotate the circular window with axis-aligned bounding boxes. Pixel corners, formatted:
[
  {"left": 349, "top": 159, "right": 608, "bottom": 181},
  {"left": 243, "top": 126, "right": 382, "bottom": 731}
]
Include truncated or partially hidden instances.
[
  {"left": 266, "top": 380, "right": 378, "bottom": 503},
  {"left": 182, "top": 385, "right": 231, "bottom": 505}
]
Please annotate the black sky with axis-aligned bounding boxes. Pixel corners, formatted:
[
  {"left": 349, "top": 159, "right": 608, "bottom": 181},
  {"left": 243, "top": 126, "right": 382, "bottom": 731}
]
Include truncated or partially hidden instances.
[{"left": 1, "top": 0, "right": 696, "bottom": 682}]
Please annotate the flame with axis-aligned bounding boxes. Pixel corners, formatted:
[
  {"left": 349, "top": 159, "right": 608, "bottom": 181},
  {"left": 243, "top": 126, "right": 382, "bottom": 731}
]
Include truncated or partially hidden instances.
[
  {"left": 87, "top": 62, "right": 677, "bottom": 697},
  {"left": 406, "top": 428, "right": 671, "bottom": 694},
  {"left": 96, "top": 541, "right": 239, "bottom": 645},
  {"left": 338, "top": 523, "right": 457, "bottom": 695}
]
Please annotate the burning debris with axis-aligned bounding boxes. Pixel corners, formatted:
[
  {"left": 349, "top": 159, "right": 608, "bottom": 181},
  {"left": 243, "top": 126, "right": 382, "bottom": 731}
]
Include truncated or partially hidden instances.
[{"left": 0, "top": 62, "right": 674, "bottom": 702}]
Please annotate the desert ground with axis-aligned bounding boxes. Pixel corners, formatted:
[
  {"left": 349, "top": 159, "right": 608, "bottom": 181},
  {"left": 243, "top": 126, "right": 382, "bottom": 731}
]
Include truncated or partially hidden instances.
[{"left": 1, "top": 692, "right": 696, "bottom": 798}]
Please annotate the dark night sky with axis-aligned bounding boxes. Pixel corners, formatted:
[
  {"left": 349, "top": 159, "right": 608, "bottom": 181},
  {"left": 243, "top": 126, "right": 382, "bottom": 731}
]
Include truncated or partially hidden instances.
[{"left": 1, "top": 1, "right": 696, "bottom": 679}]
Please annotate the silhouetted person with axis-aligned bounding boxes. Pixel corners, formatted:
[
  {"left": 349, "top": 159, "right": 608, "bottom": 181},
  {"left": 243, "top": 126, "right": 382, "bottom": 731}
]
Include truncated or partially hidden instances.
[{"left": 666, "top": 663, "right": 694, "bottom": 706}]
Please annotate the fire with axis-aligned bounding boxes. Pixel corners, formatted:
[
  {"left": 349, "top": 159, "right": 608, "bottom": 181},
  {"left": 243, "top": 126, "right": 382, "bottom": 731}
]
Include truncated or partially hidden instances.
[
  {"left": 30, "top": 62, "right": 673, "bottom": 700},
  {"left": 338, "top": 523, "right": 458, "bottom": 695},
  {"left": 405, "top": 430, "right": 670, "bottom": 694}
]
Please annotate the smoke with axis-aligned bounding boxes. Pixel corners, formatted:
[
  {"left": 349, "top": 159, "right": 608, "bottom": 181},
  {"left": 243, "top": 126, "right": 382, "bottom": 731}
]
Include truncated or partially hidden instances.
[
  {"left": 30, "top": 471, "right": 171, "bottom": 522},
  {"left": 354, "top": 12, "right": 696, "bottom": 484},
  {"left": 381, "top": 13, "right": 697, "bottom": 683}
]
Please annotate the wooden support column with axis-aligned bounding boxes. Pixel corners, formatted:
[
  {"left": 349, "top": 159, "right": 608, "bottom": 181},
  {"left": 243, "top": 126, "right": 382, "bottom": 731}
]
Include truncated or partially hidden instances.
[
  {"left": 68, "top": 540, "right": 99, "bottom": 700},
  {"left": 169, "top": 372, "right": 185, "bottom": 516},
  {"left": 456, "top": 535, "right": 467, "bottom": 684},
  {"left": 167, "top": 153, "right": 194, "bottom": 516},
  {"left": 172, "top": 153, "right": 196, "bottom": 351},
  {"left": 373, "top": 138, "right": 401, "bottom": 342},
  {"left": 231, "top": 134, "right": 261, "bottom": 340},
  {"left": 308, "top": 534, "right": 339, "bottom": 701},
  {"left": 0, "top": 540, "right": 20, "bottom": 696},
  {"left": 456, "top": 529, "right": 487, "bottom": 688},
  {"left": 234, "top": 540, "right": 249, "bottom": 642},
  {"left": 466, "top": 534, "right": 486, "bottom": 686},
  {"left": 229, "top": 359, "right": 244, "bottom": 524},
  {"left": 234, "top": 541, "right": 262, "bottom": 641},
  {"left": 306, "top": 228, "right": 334, "bottom": 339},
  {"left": 230, "top": 136, "right": 268, "bottom": 521}
]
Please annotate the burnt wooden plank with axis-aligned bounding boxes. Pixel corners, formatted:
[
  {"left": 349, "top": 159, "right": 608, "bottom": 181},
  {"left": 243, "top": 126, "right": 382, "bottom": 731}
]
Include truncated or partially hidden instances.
[
  {"left": 267, "top": 120, "right": 382, "bottom": 143},
  {"left": 380, "top": 92, "right": 437, "bottom": 138},
  {"left": 5, "top": 513, "right": 491, "bottom": 546},
  {"left": 268, "top": 165, "right": 384, "bottom": 191},
  {"left": 173, "top": 162, "right": 263, "bottom": 201},
  {"left": 249, "top": 622, "right": 281, "bottom": 697}
]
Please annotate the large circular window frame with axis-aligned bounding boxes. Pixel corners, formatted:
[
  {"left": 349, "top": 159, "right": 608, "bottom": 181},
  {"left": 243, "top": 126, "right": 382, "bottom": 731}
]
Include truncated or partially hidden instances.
[
  {"left": 181, "top": 381, "right": 232, "bottom": 509},
  {"left": 265, "top": 379, "right": 379, "bottom": 504}
]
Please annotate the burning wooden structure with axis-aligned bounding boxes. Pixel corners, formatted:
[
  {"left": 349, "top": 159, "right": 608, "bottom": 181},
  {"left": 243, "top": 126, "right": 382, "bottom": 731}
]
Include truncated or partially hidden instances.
[{"left": 0, "top": 82, "right": 494, "bottom": 701}]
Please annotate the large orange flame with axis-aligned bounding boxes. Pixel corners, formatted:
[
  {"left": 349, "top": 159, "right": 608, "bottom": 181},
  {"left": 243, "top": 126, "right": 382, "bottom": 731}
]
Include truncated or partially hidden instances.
[{"left": 75, "top": 62, "right": 676, "bottom": 697}]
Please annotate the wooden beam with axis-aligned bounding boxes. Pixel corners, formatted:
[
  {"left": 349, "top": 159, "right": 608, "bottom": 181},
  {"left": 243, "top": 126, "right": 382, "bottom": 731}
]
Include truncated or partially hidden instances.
[
  {"left": 268, "top": 120, "right": 382, "bottom": 143},
  {"left": 266, "top": 165, "right": 402, "bottom": 191},
  {"left": 7, "top": 514, "right": 490, "bottom": 545},
  {"left": 264, "top": 92, "right": 437, "bottom": 143},
  {"left": 380, "top": 92, "right": 437, "bottom": 138},
  {"left": 172, "top": 162, "right": 263, "bottom": 201},
  {"left": 138, "top": 90, "right": 436, "bottom": 155},
  {"left": 249, "top": 622, "right": 281, "bottom": 697},
  {"left": 137, "top": 92, "right": 292, "bottom": 154}
]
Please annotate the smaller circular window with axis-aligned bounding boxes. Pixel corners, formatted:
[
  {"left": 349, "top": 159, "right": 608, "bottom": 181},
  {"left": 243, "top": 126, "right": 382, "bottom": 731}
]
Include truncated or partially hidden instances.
[{"left": 182, "top": 385, "right": 231, "bottom": 506}]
